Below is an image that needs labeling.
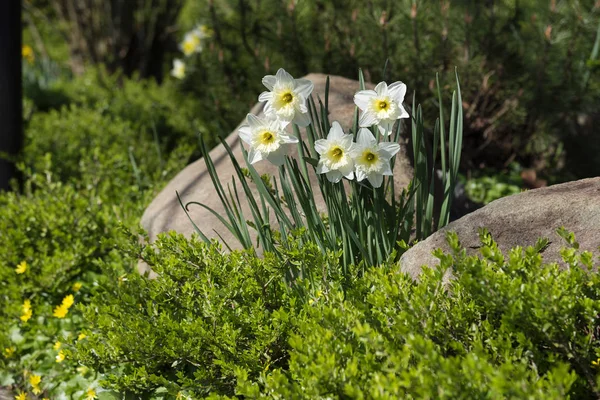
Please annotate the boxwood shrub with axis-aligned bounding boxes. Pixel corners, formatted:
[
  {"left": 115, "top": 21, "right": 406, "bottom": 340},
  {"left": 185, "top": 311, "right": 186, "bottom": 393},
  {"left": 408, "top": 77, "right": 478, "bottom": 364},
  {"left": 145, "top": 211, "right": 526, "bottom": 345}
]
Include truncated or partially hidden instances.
[{"left": 71, "top": 229, "right": 600, "bottom": 399}]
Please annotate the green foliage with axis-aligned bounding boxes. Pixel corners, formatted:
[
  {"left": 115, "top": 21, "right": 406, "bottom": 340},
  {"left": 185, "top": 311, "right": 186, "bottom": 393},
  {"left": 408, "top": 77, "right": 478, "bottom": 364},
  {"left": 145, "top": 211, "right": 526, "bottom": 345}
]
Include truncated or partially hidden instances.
[
  {"left": 463, "top": 164, "right": 523, "bottom": 204},
  {"left": 73, "top": 229, "right": 600, "bottom": 398},
  {"left": 0, "top": 167, "right": 127, "bottom": 397}
]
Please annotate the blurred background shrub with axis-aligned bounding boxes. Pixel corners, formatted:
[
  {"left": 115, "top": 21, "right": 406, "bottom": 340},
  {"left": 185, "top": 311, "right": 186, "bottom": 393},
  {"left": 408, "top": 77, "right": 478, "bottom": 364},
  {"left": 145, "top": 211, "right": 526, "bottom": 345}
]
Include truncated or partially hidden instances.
[{"left": 21, "top": 0, "right": 600, "bottom": 184}]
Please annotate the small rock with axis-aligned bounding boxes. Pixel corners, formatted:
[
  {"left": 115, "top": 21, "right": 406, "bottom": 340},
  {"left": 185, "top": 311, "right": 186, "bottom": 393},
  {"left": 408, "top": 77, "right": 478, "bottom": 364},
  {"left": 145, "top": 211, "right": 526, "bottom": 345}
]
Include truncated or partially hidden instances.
[{"left": 400, "top": 177, "right": 600, "bottom": 280}]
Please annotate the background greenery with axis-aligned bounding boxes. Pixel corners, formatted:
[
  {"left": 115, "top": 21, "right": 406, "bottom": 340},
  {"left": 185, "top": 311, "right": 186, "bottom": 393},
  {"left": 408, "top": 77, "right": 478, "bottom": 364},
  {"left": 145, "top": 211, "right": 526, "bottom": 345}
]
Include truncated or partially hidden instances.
[{"left": 1, "top": 0, "right": 599, "bottom": 398}]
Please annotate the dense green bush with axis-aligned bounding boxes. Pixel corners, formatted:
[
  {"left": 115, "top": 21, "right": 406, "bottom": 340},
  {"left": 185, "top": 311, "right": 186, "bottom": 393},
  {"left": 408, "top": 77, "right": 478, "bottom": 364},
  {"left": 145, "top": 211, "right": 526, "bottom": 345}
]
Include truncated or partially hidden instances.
[
  {"left": 70, "top": 228, "right": 600, "bottom": 399},
  {"left": 0, "top": 167, "right": 126, "bottom": 397}
]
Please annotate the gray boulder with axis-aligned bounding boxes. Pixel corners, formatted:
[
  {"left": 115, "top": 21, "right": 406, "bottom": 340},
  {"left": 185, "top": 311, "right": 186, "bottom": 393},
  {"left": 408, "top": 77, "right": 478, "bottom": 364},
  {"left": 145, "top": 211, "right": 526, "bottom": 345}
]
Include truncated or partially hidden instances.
[
  {"left": 400, "top": 177, "right": 600, "bottom": 280},
  {"left": 141, "top": 73, "right": 414, "bottom": 260}
]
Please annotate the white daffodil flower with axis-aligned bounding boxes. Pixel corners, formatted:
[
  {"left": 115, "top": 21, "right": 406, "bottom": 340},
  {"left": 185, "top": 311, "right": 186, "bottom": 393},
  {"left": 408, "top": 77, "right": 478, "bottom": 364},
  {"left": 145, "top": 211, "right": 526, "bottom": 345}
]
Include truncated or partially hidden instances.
[
  {"left": 353, "top": 81, "right": 409, "bottom": 135},
  {"left": 180, "top": 31, "right": 202, "bottom": 57},
  {"left": 315, "top": 122, "right": 358, "bottom": 183},
  {"left": 238, "top": 114, "right": 298, "bottom": 166},
  {"left": 353, "top": 128, "right": 400, "bottom": 188},
  {"left": 258, "top": 68, "right": 314, "bottom": 127},
  {"left": 171, "top": 59, "right": 186, "bottom": 79}
]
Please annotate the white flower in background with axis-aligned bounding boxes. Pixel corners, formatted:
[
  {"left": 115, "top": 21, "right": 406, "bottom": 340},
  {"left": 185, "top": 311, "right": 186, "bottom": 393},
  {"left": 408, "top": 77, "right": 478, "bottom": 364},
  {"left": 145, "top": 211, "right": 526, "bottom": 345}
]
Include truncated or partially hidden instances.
[
  {"left": 353, "top": 81, "right": 409, "bottom": 135},
  {"left": 180, "top": 31, "right": 203, "bottom": 56},
  {"left": 171, "top": 59, "right": 186, "bottom": 79},
  {"left": 315, "top": 122, "right": 358, "bottom": 183},
  {"left": 258, "top": 68, "right": 314, "bottom": 127},
  {"left": 192, "top": 24, "right": 212, "bottom": 39},
  {"left": 353, "top": 128, "right": 400, "bottom": 188},
  {"left": 238, "top": 114, "right": 298, "bottom": 166}
]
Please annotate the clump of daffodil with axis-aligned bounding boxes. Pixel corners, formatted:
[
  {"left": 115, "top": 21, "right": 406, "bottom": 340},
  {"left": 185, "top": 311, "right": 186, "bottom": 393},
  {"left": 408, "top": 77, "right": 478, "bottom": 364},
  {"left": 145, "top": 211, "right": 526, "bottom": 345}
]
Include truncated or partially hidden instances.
[
  {"left": 15, "top": 261, "right": 27, "bottom": 274},
  {"left": 315, "top": 121, "right": 358, "bottom": 183},
  {"left": 238, "top": 114, "right": 298, "bottom": 166},
  {"left": 29, "top": 374, "right": 42, "bottom": 395},
  {"left": 259, "top": 68, "right": 314, "bottom": 127},
  {"left": 53, "top": 294, "right": 75, "bottom": 319},
  {"left": 353, "top": 128, "right": 400, "bottom": 188},
  {"left": 171, "top": 59, "right": 186, "bottom": 80},
  {"left": 354, "top": 81, "right": 409, "bottom": 135},
  {"left": 20, "top": 300, "right": 32, "bottom": 322}
]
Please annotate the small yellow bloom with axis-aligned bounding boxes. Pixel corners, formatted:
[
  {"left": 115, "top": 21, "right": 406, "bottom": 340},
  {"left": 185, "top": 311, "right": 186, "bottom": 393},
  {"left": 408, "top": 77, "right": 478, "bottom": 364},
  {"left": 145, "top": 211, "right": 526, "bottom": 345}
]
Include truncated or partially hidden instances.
[
  {"left": 21, "top": 45, "right": 34, "bottom": 64},
  {"left": 15, "top": 391, "right": 27, "bottom": 400},
  {"left": 53, "top": 304, "right": 69, "bottom": 318},
  {"left": 592, "top": 358, "right": 600, "bottom": 367},
  {"left": 62, "top": 295, "right": 75, "bottom": 308},
  {"left": 78, "top": 333, "right": 87, "bottom": 341},
  {"left": 77, "top": 365, "right": 89, "bottom": 376},
  {"left": 85, "top": 388, "right": 97, "bottom": 400},
  {"left": 29, "top": 374, "right": 41, "bottom": 386},
  {"left": 20, "top": 300, "right": 32, "bottom": 322},
  {"left": 72, "top": 282, "right": 83, "bottom": 292},
  {"left": 15, "top": 261, "right": 27, "bottom": 274},
  {"left": 3, "top": 347, "right": 15, "bottom": 358},
  {"left": 55, "top": 350, "right": 65, "bottom": 363},
  {"left": 29, "top": 374, "right": 42, "bottom": 395},
  {"left": 53, "top": 295, "right": 75, "bottom": 318},
  {"left": 53, "top": 341, "right": 61, "bottom": 350}
]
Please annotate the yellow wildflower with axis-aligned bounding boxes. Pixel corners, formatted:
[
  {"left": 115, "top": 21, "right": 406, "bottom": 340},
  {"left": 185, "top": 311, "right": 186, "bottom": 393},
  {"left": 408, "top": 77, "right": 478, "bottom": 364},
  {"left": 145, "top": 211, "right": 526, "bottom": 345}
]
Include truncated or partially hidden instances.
[
  {"left": 55, "top": 350, "right": 65, "bottom": 363},
  {"left": 72, "top": 282, "right": 83, "bottom": 292},
  {"left": 85, "top": 388, "right": 97, "bottom": 400},
  {"left": 53, "top": 341, "right": 61, "bottom": 350},
  {"left": 53, "top": 304, "right": 68, "bottom": 318},
  {"left": 78, "top": 333, "right": 87, "bottom": 341},
  {"left": 15, "top": 261, "right": 27, "bottom": 274},
  {"left": 29, "top": 374, "right": 42, "bottom": 395},
  {"left": 20, "top": 300, "right": 32, "bottom": 322},
  {"left": 15, "top": 391, "right": 27, "bottom": 400},
  {"left": 21, "top": 45, "right": 34, "bottom": 64},
  {"left": 592, "top": 358, "right": 600, "bottom": 367},
  {"left": 62, "top": 295, "right": 75, "bottom": 308},
  {"left": 3, "top": 347, "right": 15, "bottom": 358},
  {"left": 53, "top": 295, "right": 75, "bottom": 318}
]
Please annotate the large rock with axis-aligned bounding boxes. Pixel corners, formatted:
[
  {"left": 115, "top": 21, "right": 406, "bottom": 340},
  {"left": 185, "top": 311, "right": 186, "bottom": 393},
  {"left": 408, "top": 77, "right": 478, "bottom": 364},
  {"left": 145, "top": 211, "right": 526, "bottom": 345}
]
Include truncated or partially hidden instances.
[
  {"left": 400, "top": 177, "right": 600, "bottom": 280},
  {"left": 141, "top": 73, "right": 413, "bottom": 256}
]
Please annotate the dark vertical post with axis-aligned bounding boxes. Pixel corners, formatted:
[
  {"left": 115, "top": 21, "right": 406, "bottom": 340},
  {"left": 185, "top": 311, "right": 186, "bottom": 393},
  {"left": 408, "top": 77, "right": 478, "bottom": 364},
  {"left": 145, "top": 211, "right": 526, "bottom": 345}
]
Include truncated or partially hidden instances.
[{"left": 0, "top": 0, "right": 23, "bottom": 191}]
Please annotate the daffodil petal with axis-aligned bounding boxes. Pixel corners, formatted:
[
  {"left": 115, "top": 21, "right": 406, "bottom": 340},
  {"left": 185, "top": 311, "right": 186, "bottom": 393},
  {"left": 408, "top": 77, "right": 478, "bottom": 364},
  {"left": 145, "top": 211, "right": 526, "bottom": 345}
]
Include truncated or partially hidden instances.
[
  {"left": 379, "top": 142, "right": 400, "bottom": 158},
  {"left": 354, "top": 90, "right": 376, "bottom": 110},
  {"left": 359, "top": 111, "right": 378, "bottom": 128},
  {"left": 374, "top": 81, "right": 388, "bottom": 96},
  {"left": 294, "top": 79, "right": 314, "bottom": 98},
  {"left": 356, "top": 128, "right": 376, "bottom": 147},
  {"left": 275, "top": 68, "right": 294, "bottom": 87},
  {"left": 388, "top": 81, "right": 407, "bottom": 103},
  {"left": 262, "top": 75, "right": 277, "bottom": 90},
  {"left": 258, "top": 91, "right": 273, "bottom": 102},
  {"left": 314, "top": 139, "right": 328, "bottom": 155},
  {"left": 327, "top": 121, "right": 345, "bottom": 140}
]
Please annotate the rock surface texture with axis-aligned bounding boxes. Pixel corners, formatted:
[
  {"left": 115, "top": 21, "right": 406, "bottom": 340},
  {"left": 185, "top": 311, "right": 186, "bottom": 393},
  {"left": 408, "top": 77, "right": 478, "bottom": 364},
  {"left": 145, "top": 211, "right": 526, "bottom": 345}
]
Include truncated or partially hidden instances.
[
  {"left": 400, "top": 177, "right": 600, "bottom": 280},
  {"left": 141, "top": 73, "right": 413, "bottom": 253}
]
